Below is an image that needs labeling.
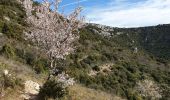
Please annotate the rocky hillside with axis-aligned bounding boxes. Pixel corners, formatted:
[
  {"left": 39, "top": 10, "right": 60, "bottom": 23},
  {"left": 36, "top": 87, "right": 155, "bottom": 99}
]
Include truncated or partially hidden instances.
[
  {"left": 66, "top": 24, "right": 170, "bottom": 99},
  {"left": 0, "top": 0, "right": 170, "bottom": 100},
  {"left": 88, "top": 23, "right": 170, "bottom": 60}
]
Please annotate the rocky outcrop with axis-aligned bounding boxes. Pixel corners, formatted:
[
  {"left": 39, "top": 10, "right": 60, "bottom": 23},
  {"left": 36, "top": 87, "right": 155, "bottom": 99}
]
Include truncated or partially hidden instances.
[
  {"left": 135, "top": 80, "right": 162, "bottom": 99},
  {"left": 20, "top": 80, "right": 40, "bottom": 100},
  {"left": 89, "top": 23, "right": 114, "bottom": 32}
]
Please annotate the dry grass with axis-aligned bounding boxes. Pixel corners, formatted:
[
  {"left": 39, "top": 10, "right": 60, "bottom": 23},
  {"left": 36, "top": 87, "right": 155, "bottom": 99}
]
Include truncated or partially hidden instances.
[
  {"left": 64, "top": 84, "right": 126, "bottom": 100},
  {"left": 0, "top": 56, "right": 46, "bottom": 84},
  {"left": 0, "top": 56, "right": 125, "bottom": 100},
  {"left": 1, "top": 88, "right": 23, "bottom": 100},
  {"left": 0, "top": 56, "right": 46, "bottom": 100}
]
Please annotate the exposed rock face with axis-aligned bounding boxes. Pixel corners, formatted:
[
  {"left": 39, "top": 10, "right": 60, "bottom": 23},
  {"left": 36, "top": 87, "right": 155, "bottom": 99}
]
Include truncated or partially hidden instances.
[
  {"left": 135, "top": 80, "right": 162, "bottom": 99},
  {"left": 21, "top": 80, "right": 40, "bottom": 100},
  {"left": 88, "top": 24, "right": 113, "bottom": 37},
  {"left": 100, "top": 31, "right": 111, "bottom": 37},
  {"left": 24, "top": 80, "right": 40, "bottom": 95},
  {"left": 88, "top": 23, "right": 126, "bottom": 37},
  {"left": 90, "top": 23, "right": 114, "bottom": 31}
]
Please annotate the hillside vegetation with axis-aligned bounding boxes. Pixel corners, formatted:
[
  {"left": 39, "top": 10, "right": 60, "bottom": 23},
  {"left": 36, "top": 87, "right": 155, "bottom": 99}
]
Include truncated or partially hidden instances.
[
  {"left": 65, "top": 24, "right": 170, "bottom": 99},
  {"left": 0, "top": 0, "right": 170, "bottom": 100}
]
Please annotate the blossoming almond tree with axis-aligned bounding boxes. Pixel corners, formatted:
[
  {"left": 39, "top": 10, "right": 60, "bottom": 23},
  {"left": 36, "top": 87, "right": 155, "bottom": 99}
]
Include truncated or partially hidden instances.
[
  {"left": 22, "top": 0, "right": 85, "bottom": 88},
  {"left": 23, "top": 0, "right": 84, "bottom": 69}
]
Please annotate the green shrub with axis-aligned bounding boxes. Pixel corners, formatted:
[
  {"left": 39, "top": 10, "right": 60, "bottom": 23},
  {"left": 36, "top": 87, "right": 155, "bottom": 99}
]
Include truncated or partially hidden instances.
[
  {"left": 0, "top": 73, "right": 23, "bottom": 89},
  {"left": 0, "top": 0, "right": 20, "bottom": 7},
  {"left": 33, "top": 59, "right": 47, "bottom": 74},
  {"left": 126, "top": 89, "right": 142, "bottom": 100},
  {"left": 1, "top": 44, "right": 16, "bottom": 58},
  {"left": 92, "top": 65, "right": 100, "bottom": 71},
  {"left": 1, "top": 22, "right": 24, "bottom": 40},
  {"left": 39, "top": 79, "right": 68, "bottom": 100},
  {"left": 15, "top": 48, "right": 49, "bottom": 73},
  {"left": 8, "top": 23, "right": 23, "bottom": 39},
  {"left": 3, "top": 75, "right": 16, "bottom": 88},
  {"left": 2, "top": 23, "right": 10, "bottom": 34}
]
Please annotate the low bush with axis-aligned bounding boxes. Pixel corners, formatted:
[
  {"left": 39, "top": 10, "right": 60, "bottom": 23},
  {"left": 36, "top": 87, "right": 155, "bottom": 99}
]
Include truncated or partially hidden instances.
[
  {"left": 0, "top": 72, "right": 23, "bottom": 89},
  {"left": 1, "top": 44, "right": 16, "bottom": 58},
  {"left": 39, "top": 79, "right": 68, "bottom": 100},
  {"left": 33, "top": 59, "right": 47, "bottom": 74},
  {"left": 1, "top": 43, "right": 48, "bottom": 74},
  {"left": 92, "top": 65, "right": 100, "bottom": 71},
  {"left": 1, "top": 22, "right": 24, "bottom": 40}
]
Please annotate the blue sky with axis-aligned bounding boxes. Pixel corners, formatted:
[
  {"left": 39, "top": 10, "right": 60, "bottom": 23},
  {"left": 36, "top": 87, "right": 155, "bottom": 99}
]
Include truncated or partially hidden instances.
[{"left": 36, "top": 0, "right": 170, "bottom": 28}]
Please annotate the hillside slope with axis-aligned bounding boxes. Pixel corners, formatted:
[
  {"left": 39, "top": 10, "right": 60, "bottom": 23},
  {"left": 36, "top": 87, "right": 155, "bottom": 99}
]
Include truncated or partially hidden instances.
[
  {"left": 66, "top": 24, "right": 170, "bottom": 99},
  {"left": 0, "top": 56, "right": 123, "bottom": 100},
  {"left": 0, "top": 0, "right": 170, "bottom": 100}
]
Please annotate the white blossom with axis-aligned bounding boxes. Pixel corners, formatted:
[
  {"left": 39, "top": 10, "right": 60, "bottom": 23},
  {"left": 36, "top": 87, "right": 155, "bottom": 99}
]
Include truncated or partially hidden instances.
[
  {"left": 55, "top": 72, "right": 75, "bottom": 87},
  {"left": 22, "top": 0, "right": 84, "bottom": 68}
]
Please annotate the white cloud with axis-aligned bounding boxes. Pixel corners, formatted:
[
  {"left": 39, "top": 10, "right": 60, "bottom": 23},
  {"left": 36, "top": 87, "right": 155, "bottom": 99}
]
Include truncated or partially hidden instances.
[
  {"left": 86, "top": 0, "right": 170, "bottom": 28},
  {"left": 60, "top": 0, "right": 89, "bottom": 7}
]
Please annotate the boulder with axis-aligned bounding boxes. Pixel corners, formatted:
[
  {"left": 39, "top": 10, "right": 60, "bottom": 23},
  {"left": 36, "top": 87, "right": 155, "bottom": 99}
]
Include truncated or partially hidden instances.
[{"left": 24, "top": 80, "right": 40, "bottom": 95}]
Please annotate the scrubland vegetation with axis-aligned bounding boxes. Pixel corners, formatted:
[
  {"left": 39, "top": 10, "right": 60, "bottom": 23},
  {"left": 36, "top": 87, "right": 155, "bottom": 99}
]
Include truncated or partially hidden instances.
[{"left": 0, "top": 0, "right": 170, "bottom": 100}]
